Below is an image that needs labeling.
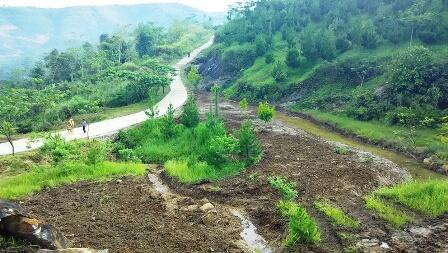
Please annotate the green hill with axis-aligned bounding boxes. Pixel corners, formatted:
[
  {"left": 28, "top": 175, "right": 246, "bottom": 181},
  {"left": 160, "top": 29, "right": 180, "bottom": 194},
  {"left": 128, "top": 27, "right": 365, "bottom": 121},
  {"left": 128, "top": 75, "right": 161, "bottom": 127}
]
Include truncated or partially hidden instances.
[
  {"left": 0, "top": 3, "right": 224, "bottom": 78},
  {"left": 199, "top": 0, "right": 448, "bottom": 169}
]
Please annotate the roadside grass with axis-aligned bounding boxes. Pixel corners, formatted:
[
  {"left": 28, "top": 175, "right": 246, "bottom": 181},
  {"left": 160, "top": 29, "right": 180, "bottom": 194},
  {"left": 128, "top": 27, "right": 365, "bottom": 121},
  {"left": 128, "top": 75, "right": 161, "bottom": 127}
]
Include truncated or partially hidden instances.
[
  {"left": 364, "top": 194, "right": 414, "bottom": 228},
  {"left": 0, "top": 161, "right": 146, "bottom": 199},
  {"left": 278, "top": 200, "right": 321, "bottom": 247},
  {"left": 301, "top": 110, "right": 448, "bottom": 162},
  {"left": 376, "top": 180, "right": 448, "bottom": 217},
  {"left": 314, "top": 201, "right": 360, "bottom": 229}
]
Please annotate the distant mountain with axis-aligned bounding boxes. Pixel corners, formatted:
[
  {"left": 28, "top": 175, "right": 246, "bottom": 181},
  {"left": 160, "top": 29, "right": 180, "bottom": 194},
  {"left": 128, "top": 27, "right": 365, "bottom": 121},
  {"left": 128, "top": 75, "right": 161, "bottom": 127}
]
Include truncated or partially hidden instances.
[{"left": 0, "top": 3, "right": 225, "bottom": 78}]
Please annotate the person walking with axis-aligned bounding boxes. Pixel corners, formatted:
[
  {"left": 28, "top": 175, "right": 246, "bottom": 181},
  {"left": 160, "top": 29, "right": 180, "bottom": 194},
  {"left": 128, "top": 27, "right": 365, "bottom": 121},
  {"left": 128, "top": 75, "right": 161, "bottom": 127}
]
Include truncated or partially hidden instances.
[
  {"left": 82, "top": 119, "right": 88, "bottom": 134},
  {"left": 66, "top": 117, "right": 75, "bottom": 133}
]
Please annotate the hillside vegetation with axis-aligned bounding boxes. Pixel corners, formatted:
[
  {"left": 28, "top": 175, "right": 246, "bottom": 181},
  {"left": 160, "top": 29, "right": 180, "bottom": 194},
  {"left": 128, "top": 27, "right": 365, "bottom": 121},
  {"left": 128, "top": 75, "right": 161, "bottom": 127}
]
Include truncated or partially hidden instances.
[
  {"left": 0, "top": 22, "right": 212, "bottom": 134},
  {"left": 200, "top": 0, "right": 448, "bottom": 167}
]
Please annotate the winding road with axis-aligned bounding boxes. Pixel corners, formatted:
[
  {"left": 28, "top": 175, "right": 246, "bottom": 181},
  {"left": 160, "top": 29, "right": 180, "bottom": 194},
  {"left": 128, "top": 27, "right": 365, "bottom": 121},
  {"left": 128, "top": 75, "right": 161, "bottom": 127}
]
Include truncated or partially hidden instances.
[{"left": 0, "top": 38, "right": 214, "bottom": 156}]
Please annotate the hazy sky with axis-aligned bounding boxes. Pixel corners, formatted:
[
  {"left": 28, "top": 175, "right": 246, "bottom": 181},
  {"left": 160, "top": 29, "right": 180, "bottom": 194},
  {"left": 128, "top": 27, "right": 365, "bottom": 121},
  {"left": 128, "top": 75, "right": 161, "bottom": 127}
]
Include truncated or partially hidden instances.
[{"left": 0, "top": 0, "right": 240, "bottom": 12}]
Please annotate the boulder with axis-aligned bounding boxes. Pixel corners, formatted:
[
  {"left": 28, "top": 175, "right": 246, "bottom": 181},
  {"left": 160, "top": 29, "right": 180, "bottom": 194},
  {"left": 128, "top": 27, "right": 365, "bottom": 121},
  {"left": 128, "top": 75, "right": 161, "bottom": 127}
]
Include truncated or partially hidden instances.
[
  {"left": 201, "top": 211, "right": 219, "bottom": 226},
  {"left": 0, "top": 200, "right": 67, "bottom": 250},
  {"left": 199, "top": 203, "right": 215, "bottom": 213}
]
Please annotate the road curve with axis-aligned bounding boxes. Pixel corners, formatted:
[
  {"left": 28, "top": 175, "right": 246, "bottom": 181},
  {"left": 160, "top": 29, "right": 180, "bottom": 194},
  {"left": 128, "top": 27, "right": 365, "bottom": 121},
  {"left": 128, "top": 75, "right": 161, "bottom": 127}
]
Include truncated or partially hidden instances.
[{"left": 0, "top": 38, "right": 214, "bottom": 156}]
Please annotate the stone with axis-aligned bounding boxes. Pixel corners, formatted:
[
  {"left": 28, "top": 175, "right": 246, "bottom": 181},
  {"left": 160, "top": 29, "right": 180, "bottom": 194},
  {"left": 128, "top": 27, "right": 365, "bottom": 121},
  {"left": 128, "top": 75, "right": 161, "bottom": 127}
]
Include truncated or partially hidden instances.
[
  {"left": 201, "top": 211, "right": 219, "bottom": 226},
  {"left": 0, "top": 200, "right": 67, "bottom": 250},
  {"left": 442, "top": 164, "right": 448, "bottom": 173},
  {"left": 187, "top": 205, "right": 199, "bottom": 212},
  {"left": 199, "top": 203, "right": 215, "bottom": 213},
  {"left": 409, "top": 227, "right": 432, "bottom": 237},
  {"left": 391, "top": 231, "right": 415, "bottom": 252},
  {"left": 423, "top": 157, "right": 434, "bottom": 167}
]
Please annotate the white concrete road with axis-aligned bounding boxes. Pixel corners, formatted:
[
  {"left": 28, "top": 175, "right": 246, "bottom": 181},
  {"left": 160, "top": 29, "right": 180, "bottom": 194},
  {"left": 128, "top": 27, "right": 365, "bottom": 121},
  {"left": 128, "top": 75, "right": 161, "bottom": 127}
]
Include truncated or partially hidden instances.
[{"left": 0, "top": 38, "right": 214, "bottom": 156}]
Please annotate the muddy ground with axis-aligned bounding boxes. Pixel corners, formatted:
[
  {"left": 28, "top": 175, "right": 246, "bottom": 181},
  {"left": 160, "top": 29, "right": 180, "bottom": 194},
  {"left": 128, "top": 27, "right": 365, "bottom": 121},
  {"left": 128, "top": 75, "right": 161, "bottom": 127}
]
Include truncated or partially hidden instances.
[{"left": 11, "top": 92, "right": 448, "bottom": 253}]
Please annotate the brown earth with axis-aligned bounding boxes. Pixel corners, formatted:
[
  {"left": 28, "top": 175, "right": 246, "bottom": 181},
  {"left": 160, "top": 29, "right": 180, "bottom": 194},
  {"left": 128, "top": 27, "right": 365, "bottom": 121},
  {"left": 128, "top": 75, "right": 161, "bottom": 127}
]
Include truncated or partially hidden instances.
[{"left": 17, "top": 176, "right": 243, "bottom": 253}]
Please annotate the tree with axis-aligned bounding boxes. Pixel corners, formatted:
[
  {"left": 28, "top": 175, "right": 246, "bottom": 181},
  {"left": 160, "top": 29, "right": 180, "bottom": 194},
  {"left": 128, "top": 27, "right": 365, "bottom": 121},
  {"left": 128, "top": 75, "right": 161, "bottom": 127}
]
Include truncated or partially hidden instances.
[
  {"left": 211, "top": 84, "right": 220, "bottom": 117},
  {"left": 135, "top": 24, "right": 163, "bottom": 58},
  {"left": 400, "top": 0, "right": 436, "bottom": 46},
  {"left": 286, "top": 48, "right": 305, "bottom": 68},
  {"left": 272, "top": 61, "right": 287, "bottom": 82},
  {"left": 187, "top": 66, "right": 202, "bottom": 92},
  {"left": 181, "top": 97, "right": 200, "bottom": 128},
  {"left": 0, "top": 121, "right": 16, "bottom": 156},
  {"left": 258, "top": 101, "right": 275, "bottom": 123},
  {"left": 240, "top": 97, "right": 249, "bottom": 111},
  {"left": 237, "top": 120, "right": 261, "bottom": 166},
  {"left": 161, "top": 104, "right": 176, "bottom": 139},
  {"left": 145, "top": 90, "right": 159, "bottom": 119}
]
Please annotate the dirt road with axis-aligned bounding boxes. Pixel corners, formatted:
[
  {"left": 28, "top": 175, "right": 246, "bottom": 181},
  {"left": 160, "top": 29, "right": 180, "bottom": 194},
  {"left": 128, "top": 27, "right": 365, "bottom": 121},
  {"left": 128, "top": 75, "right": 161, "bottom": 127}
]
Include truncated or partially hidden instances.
[{"left": 0, "top": 38, "right": 214, "bottom": 156}]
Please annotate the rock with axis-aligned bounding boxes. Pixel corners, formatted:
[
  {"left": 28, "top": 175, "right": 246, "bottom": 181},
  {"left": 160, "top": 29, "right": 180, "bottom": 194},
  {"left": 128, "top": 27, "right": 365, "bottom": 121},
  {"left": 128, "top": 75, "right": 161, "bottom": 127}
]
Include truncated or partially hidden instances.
[
  {"left": 199, "top": 203, "right": 215, "bottom": 213},
  {"left": 355, "top": 238, "right": 387, "bottom": 253},
  {"left": 442, "top": 164, "right": 448, "bottom": 173},
  {"left": 0, "top": 200, "right": 67, "bottom": 250},
  {"left": 187, "top": 205, "right": 199, "bottom": 212},
  {"left": 201, "top": 211, "right": 219, "bottom": 226},
  {"left": 116, "top": 179, "right": 123, "bottom": 184},
  {"left": 37, "top": 249, "right": 108, "bottom": 253},
  {"left": 409, "top": 227, "right": 432, "bottom": 237},
  {"left": 423, "top": 157, "right": 434, "bottom": 167},
  {"left": 391, "top": 231, "right": 415, "bottom": 252}
]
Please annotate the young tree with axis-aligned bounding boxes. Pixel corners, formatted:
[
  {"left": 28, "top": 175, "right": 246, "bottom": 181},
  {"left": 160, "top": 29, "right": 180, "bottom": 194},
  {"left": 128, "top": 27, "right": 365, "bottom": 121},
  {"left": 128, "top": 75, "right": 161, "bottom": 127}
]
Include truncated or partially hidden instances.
[
  {"left": 0, "top": 121, "right": 17, "bottom": 156},
  {"left": 258, "top": 101, "right": 275, "bottom": 123},
  {"left": 187, "top": 66, "right": 202, "bottom": 92},
  {"left": 161, "top": 104, "right": 176, "bottom": 139},
  {"left": 240, "top": 97, "right": 249, "bottom": 111},
  {"left": 181, "top": 97, "right": 200, "bottom": 128},
  {"left": 237, "top": 120, "right": 262, "bottom": 166},
  {"left": 272, "top": 61, "right": 287, "bottom": 82},
  {"left": 211, "top": 84, "right": 220, "bottom": 117},
  {"left": 145, "top": 90, "right": 159, "bottom": 119},
  {"left": 286, "top": 48, "right": 305, "bottom": 68}
]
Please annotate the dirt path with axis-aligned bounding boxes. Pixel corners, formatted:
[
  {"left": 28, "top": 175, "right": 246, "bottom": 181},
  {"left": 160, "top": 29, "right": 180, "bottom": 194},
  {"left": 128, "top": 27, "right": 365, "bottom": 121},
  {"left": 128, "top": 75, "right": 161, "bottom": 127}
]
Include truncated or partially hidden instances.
[{"left": 0, "top": 38, "right": 214, "bottom": 157}]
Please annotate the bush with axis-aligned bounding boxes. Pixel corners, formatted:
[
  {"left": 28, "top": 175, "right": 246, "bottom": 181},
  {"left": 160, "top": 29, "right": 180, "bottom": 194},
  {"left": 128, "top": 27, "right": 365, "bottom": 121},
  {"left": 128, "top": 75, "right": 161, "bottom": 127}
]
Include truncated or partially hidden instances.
[
  {"left": 181, "top": 97, "right": 200, "bottom": 128},
  {"left": 86, "top": 140, "right": 107, "bottom": 165},
  {"left": 204, "top": 134, "right": 239, "bottom": 166},
  {"left": 222, "top": 43, "right": 257, "bottom": 72},
  {"left": 239, "top": 97, "right": 249, "bottom": 111},
  {"left": 269, "top": 176, "right": 298, "bottom": 200},
  {"left": 278, "top": 200, "right": 321, "bottom": 246},
  {"left": 272, "top": 61, "right": 287, "bottom": 82},
  {"left": 258, "top": 101, "right": 275, "bottom": 123},
  {"left": 161, "top": 104, "right": 176, "bottom": 139},
  {"left": 286, "top": 48, "right": 305, "bottom": 68},
  {"left": 265, "top": 52, "right": 274, "bottom": 64},
  {"left": 237, "top": 120, "right": 262, "bottom": 166}
]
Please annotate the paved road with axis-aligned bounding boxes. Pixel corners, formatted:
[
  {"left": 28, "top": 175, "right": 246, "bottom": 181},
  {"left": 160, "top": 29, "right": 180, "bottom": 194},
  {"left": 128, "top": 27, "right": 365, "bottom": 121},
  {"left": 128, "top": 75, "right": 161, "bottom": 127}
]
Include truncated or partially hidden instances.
[{"left": 0, "top": 38, "right": 214, "bottom": 156}]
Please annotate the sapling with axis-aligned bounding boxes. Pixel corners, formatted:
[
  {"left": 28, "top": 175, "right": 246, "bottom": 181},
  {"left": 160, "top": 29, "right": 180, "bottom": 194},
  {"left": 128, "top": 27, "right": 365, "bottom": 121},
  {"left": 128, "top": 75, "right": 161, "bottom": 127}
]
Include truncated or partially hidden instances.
[{"left": 0, "top": 121, "right": 16, "bottom": 156}]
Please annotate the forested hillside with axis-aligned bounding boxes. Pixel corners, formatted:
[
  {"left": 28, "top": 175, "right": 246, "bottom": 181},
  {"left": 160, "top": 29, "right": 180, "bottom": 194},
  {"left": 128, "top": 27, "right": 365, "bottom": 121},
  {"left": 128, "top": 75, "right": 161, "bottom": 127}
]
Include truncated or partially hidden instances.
[
  {"left": 0, "top": 3, "right": 223, "bottom": 79},
  {"left": 199, "top": 0, "right": 448, "bottom": 168},
  {"left": 0, "top": 22, "right": 212, "bottom": 133}
]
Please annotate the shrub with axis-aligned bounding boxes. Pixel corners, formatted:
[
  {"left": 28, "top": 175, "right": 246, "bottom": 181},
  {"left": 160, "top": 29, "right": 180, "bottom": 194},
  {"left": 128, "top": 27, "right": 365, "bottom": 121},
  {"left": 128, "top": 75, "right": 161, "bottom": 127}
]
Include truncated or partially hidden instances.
[
  {"left": 237, "top": 120, "right": 262, "bottom": 166},
  {"left": 118, "top": 148, "right": 139, "bottom": 162},
  {"left": 286, "top": 48, "right": 305, "bottom": 68},
  {"left": 258, "top": 101, "right": 275, "bottom": 123},
  {"left": 86, "top": 140, "right": 107, "bottom": 165},
  {"left": 239, "top": 97, "right": 249, "bottom": 111},
  {"left": 181, "top": 97, "right": 200, "bottom": 128},
  {"left": 278, "top": 200, "right": 321, "bottom": 246},
  {"left": 265, "top": 52, "right": 274, "bottom": 64},
  {"left": 204, "top": 134, "right": 239, "bottom": 166},
  {"left": 334, "top": 146, "right": 349, "bottom": 155},
  {"left": 269, "top": 176, "right": 298, "bottom": 200},
  {"left": 161, "top": 104, "right": 176, "bottom": 139},
  {"left": 272, "top": 61, "right": 287, "bottom": 82}
]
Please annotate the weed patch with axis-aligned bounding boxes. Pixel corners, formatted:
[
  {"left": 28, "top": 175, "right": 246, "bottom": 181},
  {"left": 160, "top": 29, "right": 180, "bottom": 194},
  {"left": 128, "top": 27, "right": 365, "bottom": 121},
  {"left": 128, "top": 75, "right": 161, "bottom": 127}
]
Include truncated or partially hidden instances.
[
  {"left": 364, "top": 194, "right": 414, "bottom": 228},
  {"left": 269, "top": 176, "right": 298, "bottom": 200},
  {"left": 314, "top": 201, "right": 360, "bottom": 229}
]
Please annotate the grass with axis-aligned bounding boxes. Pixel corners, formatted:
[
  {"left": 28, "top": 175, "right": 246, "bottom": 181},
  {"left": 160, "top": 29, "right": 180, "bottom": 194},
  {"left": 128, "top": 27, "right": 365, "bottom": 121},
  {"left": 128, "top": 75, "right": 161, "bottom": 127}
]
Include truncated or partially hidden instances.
[
  {"left": 0, "top": 161, "right": 146, "bottom": 199},
  {"left": 376, "top": 179, "right": 448, "bottom": 217},
  {"left": 164, "top": 159, "right": 244, "bottom": 183},
  {"left": 314, "top": 201, "right": 360, "bottom": 229},
  {"left": 278, "top": 200, "right": 321, "bottom": 247},
  {"left": 334, "top": 146, "right": 350, "bottom": 155},
  {"left": 0, "top": 235, "right": 27, "bottom": 248},
  {"left": 364, "top": 194, "right": 414, "bottom": 228},
  {"left": 268, "top": 176, "right": 298, "bottom": 200}
]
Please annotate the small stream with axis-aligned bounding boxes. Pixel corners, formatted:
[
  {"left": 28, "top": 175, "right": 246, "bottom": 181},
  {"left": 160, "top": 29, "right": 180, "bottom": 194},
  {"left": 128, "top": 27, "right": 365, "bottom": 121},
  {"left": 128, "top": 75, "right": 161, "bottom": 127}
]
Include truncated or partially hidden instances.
[
  {"left": 147, "top": 172, "right": 272, "bottom": 252},
  {"left": 276, "top": 112, "right": 445, "bottom": 180}
]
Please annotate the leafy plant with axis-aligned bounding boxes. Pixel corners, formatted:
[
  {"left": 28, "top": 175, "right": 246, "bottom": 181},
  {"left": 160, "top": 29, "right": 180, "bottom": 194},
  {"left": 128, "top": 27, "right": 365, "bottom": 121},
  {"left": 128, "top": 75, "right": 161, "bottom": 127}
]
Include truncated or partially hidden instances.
[
  {"left": 239, "top": 97, "right": 249, "bottom": 111},
  {"left": 272, "top": 61, "right": 287, "bottom": 82},
  {"left": 86, "top": 140, "right": 107, "bottom": 166},
  {"left": 204, "top": 134, "right": 239, "bottom": 166},
  {"left": 161, "top": 104, "right": 176, "bottom": 139},
  {"left": 237, "top": 120, "right": 262, "bottom": 166},
  {"left": 181, "top": 97, "right": 200, "bottom": 128},
  {"left": 269, "top": 176, "right": 298, "bottom": 200},
  {"left": 334, "top": 146, "right": 349, "bottom": 155},
  {"left": 258, "top": 101, "right": 275, "bottom": 123}
]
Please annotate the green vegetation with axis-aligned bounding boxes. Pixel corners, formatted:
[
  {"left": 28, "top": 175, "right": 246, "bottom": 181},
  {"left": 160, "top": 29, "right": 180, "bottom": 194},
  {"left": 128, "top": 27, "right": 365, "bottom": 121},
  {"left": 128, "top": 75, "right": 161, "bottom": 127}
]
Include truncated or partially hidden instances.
[
  {"left": 376, "top": 180, "right": 448, "bottom": 216},
  {"left": 0, "top": 22, "right": 211, "bottom": 134},
  {"left": 334, "top": 146, "right": 350, "bottom": 155},
  {"left": 364, "top": 195, "right": 414, "bottom": 228},
  {"left": 239, "top": 98, "right": 249, "bottom": 111},
  {"left": 278, "top": 200, "right": 321, "bottom": 247},
  {"left": 117, "top": 96, "right": 262, "bottom": 183},
  {"left": 0, "top": 121, "right": 16, "bottom": 155},
  {"left": 268, "top": 176, "right": 298, "bottom": 200},
  {"left": 314, "top": 201, "right": 360, "bottom": 229},
  {"left": 0, "top": 235, "right": 27, "bottom": 248},
  {"left": 257, "top": 101, "right": 275, "bottom": 123},
  {"left": 187, "top": 67, "right": 202, "bottom": 92},
  {"left": 269, "top": 176, "right": 320, "bottom": 247},
  {"left": 206, "top": 0, "right": 448, "bottom": 165}
]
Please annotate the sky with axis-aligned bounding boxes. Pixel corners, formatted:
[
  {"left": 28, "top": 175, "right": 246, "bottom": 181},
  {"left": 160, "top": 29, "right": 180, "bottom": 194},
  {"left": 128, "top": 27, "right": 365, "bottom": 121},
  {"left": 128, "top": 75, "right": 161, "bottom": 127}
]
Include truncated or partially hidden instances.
[{"left": 0, "top": 0, "right": 240, "bottom": 12}]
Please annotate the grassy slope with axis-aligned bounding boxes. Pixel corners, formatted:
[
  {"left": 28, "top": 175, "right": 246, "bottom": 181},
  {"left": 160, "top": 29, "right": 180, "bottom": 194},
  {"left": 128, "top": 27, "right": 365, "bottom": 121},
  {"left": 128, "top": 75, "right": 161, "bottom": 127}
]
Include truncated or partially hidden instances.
[{"left": 224, "top": 34, "right": 448, "bottom": 165}]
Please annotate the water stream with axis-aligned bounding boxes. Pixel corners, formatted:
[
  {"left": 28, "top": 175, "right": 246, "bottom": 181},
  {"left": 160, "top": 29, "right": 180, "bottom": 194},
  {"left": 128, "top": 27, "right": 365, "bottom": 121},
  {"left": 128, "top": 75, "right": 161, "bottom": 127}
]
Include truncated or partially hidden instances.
[
  {"left": 147, "top": 172, "right": 272, "bottom": 252},
  {"left": 276, "top": 112, "right": 445, "bottom": 180}
]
